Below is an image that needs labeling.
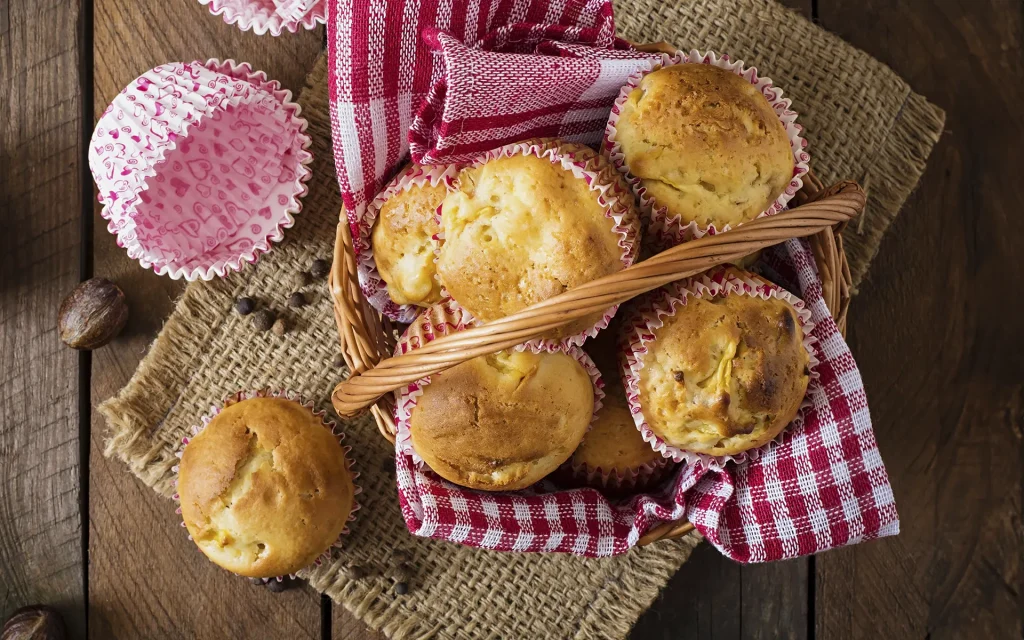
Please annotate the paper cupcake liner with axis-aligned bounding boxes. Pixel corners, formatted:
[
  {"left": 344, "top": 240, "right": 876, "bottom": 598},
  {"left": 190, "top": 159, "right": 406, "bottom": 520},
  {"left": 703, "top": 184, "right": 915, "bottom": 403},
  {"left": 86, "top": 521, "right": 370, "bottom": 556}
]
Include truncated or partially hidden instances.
[
  {"left": 198, "top": 0, "right": 326, "bottom": 36},
  {"left": 603, "top": 49, "right": 810, "bottom": 248},
  {"left": 355, "top": 163, "right": 460, "bottom": 323},
  {"left": 563, "top": 455, "right": 676, "bottom": 494},
  {"left": 171, "top": 388, "right": 361, "bottom": 579},
  {"left": 618, "top": 267, "right": 820, "bottom": 472},
  {"left": 392, "top": 298, "right": 606, "bottom": 466},
  {"left": 432, "top": 138, "right": 643, "bottom": 351},
  {"left": 89, "top": 59, "right": 313, "bottom": 281}
]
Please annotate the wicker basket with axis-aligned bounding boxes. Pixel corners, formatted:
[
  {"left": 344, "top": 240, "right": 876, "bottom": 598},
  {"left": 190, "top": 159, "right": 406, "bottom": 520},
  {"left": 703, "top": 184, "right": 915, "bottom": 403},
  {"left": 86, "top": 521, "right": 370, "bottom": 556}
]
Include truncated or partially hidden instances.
[{"left": 327, "top": 47, "right": 865, "bottom": 543}]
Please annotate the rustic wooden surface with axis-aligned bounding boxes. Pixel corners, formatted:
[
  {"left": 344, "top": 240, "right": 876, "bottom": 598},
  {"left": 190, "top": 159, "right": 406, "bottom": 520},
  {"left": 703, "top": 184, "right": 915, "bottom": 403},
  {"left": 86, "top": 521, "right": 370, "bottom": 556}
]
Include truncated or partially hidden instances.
[
  {"left": 1, "top": 0, "right": 1021, "bottom": 638},
  {"left": 0, "top": 0, "right": 87, "bottom": 637}
]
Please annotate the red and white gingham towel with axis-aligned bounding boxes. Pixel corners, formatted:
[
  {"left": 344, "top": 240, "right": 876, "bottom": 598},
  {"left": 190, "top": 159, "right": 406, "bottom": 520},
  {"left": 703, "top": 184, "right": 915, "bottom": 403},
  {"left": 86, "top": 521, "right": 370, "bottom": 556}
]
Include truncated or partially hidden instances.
[{"left": 328, "top": 0, "right": 899, "bottom": 560}]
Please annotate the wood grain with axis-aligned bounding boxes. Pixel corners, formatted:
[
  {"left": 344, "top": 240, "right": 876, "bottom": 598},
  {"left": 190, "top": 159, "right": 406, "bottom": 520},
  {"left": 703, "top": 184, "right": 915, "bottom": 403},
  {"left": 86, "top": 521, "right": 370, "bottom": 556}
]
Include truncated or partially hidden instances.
[
  {"left": 815, "top": 1, "right": 1023, "bottom": 638},
  {"left": 0, "top": 0, "right": 85, "bottom": 634},
  {"left": 87, "top": 0, "right": 329, "bottom": 637}
]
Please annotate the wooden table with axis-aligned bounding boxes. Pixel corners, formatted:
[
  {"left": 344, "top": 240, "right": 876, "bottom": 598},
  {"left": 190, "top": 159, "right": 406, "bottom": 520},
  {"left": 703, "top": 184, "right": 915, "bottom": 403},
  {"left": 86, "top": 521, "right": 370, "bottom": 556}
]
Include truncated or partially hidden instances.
[{"left": 2, "top": 0, "right": 1021, "bottom": 637}]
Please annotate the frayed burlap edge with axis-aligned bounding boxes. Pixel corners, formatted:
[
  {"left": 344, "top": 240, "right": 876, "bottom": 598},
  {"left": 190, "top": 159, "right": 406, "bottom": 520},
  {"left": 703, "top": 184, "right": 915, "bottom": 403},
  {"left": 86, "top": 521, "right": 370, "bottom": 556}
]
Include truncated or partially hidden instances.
[
  {"left": 842, "top": 91, "right": 945, "bottom": 289},
  {"left": 100, "top": 274, "right": 241, "bottom": 496}
]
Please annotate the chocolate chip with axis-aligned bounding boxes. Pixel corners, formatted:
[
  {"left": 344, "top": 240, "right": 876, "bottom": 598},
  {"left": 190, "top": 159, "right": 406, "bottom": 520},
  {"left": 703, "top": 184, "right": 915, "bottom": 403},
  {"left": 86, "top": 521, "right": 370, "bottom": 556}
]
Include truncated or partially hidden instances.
[
  {"left": 287, "top": 292, "right": 307, "bottom": 308},
  {"left": 394, "top": 582, "right": 409, "bottom": 596},
  {"left": 236, "top": 297, "right": 256, "bottom": 316},
  {"left": 271, "top": 318, "right": 288, "bottom": 336},
  {"left": 673, "top": 371, "right": 684, "bottom": 382},
  {"left": 778, "top": 309, "right": 796, "bottom": 336},
  {"left": 345, "top": 565, "right": 368, "bottom": 580},
  {"left": 333, "top": 353, "right": 346, "bottom": 368},
  {"left": 310, "top": 259, "right": 330, "bottom": 279},
  {"left": 252, "top": 309, "right": 275, "bottom": 331}
]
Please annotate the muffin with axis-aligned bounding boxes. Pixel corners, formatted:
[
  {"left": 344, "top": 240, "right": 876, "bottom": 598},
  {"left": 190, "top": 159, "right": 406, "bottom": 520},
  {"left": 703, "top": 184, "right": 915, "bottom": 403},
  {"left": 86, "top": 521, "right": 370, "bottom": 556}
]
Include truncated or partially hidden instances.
[
  {"left": 408, "top": 349, "right": 595, "bottom": 491},
  {"left": 177, "top": 396, "right": 356, "bottom": 578},
  {"left": 611, "top": 61, "right": 795, "bottom": 232},
  {"left": 623, "top": 269, "right": 811, "bottom": 458},
  {"left": 436, "top": 139, "right": 640, "bottom": 344},
  {"left": 567, "top": 381, "right": 670, "bottom": 490},
  {"left": 369, "top": 164, "right": 448, "bottom": 307}
]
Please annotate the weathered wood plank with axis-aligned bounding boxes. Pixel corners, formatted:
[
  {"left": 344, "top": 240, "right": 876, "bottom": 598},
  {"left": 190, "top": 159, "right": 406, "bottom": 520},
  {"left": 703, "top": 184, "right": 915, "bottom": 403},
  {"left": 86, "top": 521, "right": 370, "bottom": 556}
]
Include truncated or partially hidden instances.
[
  {"left": 0, "top": 0, "right": 86, "bottom": 634},
  {"left": 87, "top": 0, "right": 329, "bottom": 637},
  {"left": 815, "top": 1, "right": 1023, "bottom": 638},
  {"left": 633, "top": 544, "right": 808, "bottom": 639}
]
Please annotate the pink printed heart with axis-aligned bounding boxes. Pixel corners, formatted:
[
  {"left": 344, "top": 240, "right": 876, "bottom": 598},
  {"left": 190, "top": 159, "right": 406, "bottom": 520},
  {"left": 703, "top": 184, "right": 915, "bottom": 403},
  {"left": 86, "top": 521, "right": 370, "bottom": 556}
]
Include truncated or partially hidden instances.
[
  {"left": 256, "top": 206, "right": 273, "bottom": 220},
  {"left": 169, "top": 177, "right": 190, "bottom": 198},
  {"left": 231, "top": 158, "right": 256, "bottom": 179},
  {"left": 187, "top": 159, "right": 212, "bottom": 180},
  {"left": 247, "top": 182, "right": 261, "bottom": 196},
  {"left": 225, "top": 202, "right": 250, "bottom": 224},
  {"left": 192, "top": 202, "right": 213, "bottom": 223},
  {"left": 227, "top": 237, "right": 255, "bottom": 253},
  {"left": 213, "top": 142, "right": 228, "bottom": 158},
  {"left": 196, "top": 184, "right": 212, "bottom": 198},
  {"left": 177, "top": 219, "right": 202, "bottom": 238}
]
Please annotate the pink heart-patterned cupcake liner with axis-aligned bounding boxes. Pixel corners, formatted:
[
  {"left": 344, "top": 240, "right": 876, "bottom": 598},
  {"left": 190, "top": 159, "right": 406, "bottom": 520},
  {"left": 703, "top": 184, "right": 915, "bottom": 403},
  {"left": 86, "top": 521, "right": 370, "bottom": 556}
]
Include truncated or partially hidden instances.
[
  {"left": 89, "top": 59, "right": 313, "bottom": 281},
  {"left": 198, "top": 0, "right": 326, "bottom": 36}
]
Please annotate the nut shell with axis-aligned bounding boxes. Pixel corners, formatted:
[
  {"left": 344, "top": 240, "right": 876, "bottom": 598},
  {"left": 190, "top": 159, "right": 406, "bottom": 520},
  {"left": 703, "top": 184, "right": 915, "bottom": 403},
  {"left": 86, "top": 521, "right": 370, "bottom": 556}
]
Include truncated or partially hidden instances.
[
  {"left": 2, "top": 605, "right": 66, "bottom": 640},
  {"left": 57, "top": 278, "right": 128, "bottom": 350}
]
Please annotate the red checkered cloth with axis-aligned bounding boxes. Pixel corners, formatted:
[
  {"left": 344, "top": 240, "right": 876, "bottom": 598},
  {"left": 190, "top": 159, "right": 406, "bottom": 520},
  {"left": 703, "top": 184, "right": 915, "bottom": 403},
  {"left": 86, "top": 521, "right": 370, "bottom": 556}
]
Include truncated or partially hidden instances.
[{"left": 328, "top": 0, "right": 899, "bottom": 559}]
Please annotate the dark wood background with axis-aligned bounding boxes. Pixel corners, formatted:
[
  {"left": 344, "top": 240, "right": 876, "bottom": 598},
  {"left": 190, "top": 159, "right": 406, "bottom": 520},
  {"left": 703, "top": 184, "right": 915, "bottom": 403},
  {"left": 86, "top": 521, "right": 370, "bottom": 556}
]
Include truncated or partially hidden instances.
[{"left": 1, "top": 0, "right": 1020, "bottom": 638}]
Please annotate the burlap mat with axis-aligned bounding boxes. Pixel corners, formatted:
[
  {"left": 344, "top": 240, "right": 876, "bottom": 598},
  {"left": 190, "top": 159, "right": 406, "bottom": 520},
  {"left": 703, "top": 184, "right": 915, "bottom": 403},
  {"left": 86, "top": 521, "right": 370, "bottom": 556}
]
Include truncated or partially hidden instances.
[{"left": 99, "top": 1, "right": 943, "bottom": 638}]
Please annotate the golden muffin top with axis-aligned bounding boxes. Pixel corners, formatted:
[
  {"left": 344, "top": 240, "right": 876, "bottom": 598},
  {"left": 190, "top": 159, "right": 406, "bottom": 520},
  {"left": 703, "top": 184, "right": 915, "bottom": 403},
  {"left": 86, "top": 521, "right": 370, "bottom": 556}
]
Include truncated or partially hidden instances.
[
  {"left": 177, "top": 397, "right": 355, "bottom": 578},
  {"left": 437, "top": 142, "right": 629, "bottom": 339},
  {"left": 615, "top": 63, "right": 794, "bottom": 229},
  {"left": 410, "top": 349, "right": 594, "bottom": 491},
  {"left": 570, "top": 381, "right": 663, "bottom": 474},
  {"left": 371, "top": 169, "right": 446, "bottom": 307},
  {"left": 638, "top": 290, "right": 810, "bottom": 456}
]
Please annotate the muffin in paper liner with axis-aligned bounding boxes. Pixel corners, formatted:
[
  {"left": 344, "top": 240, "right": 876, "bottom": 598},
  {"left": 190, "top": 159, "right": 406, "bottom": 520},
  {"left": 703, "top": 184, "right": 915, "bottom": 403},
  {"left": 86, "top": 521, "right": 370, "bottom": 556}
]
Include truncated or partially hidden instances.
[
  {"left": 171, "top": 389, "right": 360, "bottom": 581},
  {"left": 618, "top": 267, "right": 820, "bottom": 471},
  {"left": 433, "top": 138, "right": 643, "bottom": 351},
  {"left": 561, "top": 392, "right": 677, "bottom": 494},
  {"left": 392, "top": 298, "right": 606, "bottom": 478},
  {"left": 355, "top": 163, "right": 459, "bottom": 323},
  {"left": 89, "top": 59, "right": 313, "bottom": 281},
  {"left": 198, "top": 0, "right": 326, "bottom": 36},
  {"left": 603, "top": 49, "right": 810, "bottom": 249}
]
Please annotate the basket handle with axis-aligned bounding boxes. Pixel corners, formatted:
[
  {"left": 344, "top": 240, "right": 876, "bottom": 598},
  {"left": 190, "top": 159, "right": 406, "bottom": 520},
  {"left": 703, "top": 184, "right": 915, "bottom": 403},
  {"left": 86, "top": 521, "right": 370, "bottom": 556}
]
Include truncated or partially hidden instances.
[
  {"left": 331, "top": 180, "right": 863, "bottom": 421},
  {"left": 327, "top": 176, "right": 862, "bottom": 546}
]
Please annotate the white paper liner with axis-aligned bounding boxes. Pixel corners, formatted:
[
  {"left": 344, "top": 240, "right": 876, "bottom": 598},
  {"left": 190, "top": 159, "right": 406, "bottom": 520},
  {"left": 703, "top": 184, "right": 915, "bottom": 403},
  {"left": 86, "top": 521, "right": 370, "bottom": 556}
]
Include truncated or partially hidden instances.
[
  {"left": 198, "top": 0, "right": 326, "bottom": 36},
  {"left": 171, "top": 388, "right": 361, "bottom": 580},
  {"left": 432, "top": 138, "right": 643, "bottom": 351},
  {"left": 618, "top": 267, "right": 820, "bottom": 472},
  {"left": 391, "top": 298, "right": 606, "bottom": 469},
  {"left": 355, "top": 163, "right": 460, "bottom": 323},
  {"left": 89, "top": 59, "right": 313, "bottom": 281},
  {"left": 603, "top": 49, "right": 810, "bottom": 248}
]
